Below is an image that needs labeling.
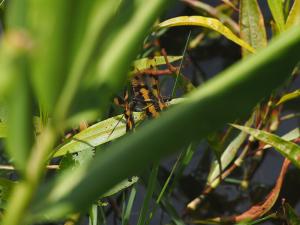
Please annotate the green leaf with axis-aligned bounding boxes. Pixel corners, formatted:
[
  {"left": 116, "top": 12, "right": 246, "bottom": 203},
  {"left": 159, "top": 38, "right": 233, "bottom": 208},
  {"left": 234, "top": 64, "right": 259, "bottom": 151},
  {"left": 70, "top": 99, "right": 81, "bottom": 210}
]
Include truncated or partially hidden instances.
[
  {"left": 267, "top": 0, "right": 286, "bottom": 32},
  {"left": 122, "top": 185, "right": 137, "bottom": 225},
  {"left": 54, "top": 0, "right": 122, "bottom": 121},
  {"left": 286, "top": 0, "right": 300, "bottom": 29},
  {"left": 207, "top": 114, "right": 254, "bottom": 184},
  {"left": 54, "top": 112, "right": 145, "bottom": 157},
  {"left": 28, "top": 25, "right": 300, "bottom": 221},
  {"left": 27, "top": 0, "right": 75, "bottom": 112},
  {"left": 0, "top": 177, "right": 14, "bottom": 209},
  {"left": 283, "top": 202, "right": 300, "bottom": 225},
  {"left": 239, "top": 0, "right": 267, "bottom": 56},
  {"left": 276, "top": 89, "right": 300, "bottom": 105},
  {"left": 0, "top": 32, "right": 34, "bottom": 173},
  {"left": 157, "top": 16, "right": 255, "bottom": 53},
  {"left": 102, "top": 176, "right": 138, "bottom": 198},
  {"left": 231, "top": 124, "right": 300, "bottom": 168},
  {"left": 0, "top": 122, "right": 7, "bottom": 138},
  {"left": 88, "top": 204, "right": 98, "bottom": 225}
]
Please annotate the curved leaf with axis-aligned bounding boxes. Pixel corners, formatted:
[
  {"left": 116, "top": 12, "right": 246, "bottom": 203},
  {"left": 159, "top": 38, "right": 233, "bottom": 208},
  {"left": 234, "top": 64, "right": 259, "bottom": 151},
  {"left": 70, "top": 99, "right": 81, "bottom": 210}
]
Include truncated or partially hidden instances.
[
  {"left": 157, "top": 16, "right": 255, "bottom": 53},
  {"left": 276, "top": 89, "right": 300, "bottom": 105}
]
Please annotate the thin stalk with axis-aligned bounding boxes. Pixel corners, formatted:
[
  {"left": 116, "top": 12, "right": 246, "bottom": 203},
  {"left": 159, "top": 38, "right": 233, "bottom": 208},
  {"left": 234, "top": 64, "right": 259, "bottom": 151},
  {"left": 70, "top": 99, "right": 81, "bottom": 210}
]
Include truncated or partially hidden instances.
[
  {"left": 2, "top": 126, "right": 57, "bottom": 225},
  {"left": 171, "top": 30, "right": 191, "bottom": 97}
]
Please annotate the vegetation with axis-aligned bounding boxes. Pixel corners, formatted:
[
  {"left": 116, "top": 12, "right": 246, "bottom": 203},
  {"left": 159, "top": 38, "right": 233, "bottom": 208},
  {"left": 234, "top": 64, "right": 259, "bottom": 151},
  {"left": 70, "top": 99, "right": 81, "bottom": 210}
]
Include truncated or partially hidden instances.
[{"left": 0, "top": 0, "right": 300, "bottom": 224}]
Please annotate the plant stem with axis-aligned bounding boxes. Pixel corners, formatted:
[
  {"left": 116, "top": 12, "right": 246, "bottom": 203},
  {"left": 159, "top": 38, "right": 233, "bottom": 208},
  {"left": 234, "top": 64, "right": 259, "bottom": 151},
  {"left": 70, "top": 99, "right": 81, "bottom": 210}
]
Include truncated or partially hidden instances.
[{"left": 2, "top": 126, "right": 57, "bottom": 225}]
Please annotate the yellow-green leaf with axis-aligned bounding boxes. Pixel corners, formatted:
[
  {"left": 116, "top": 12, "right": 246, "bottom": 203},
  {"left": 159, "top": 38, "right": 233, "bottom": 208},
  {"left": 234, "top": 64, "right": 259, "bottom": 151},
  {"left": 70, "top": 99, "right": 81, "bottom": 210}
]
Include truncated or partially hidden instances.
[
  {"left": 157, "top": 16, "right": 255, "bottom": 53},
  {"left": 240, "top": 0, "right": 267, "bottom": 56},
  {"left": 286, "top": 0, "right": 300, "bottom": 29},
  {"left": 267, "top": 0, "right": 286, "bottom": 32},
  {"left": 231, "top": 124, "right": 300, "bottom": 168},
  {"left": 132, "top": 56, "right": 182, "bottom": 73},
  {"left": 276, "top": 89, "right": 300, "bottom": 105},
  {"left": 53, "top": 112, "right": 145, "bottom": 157}
]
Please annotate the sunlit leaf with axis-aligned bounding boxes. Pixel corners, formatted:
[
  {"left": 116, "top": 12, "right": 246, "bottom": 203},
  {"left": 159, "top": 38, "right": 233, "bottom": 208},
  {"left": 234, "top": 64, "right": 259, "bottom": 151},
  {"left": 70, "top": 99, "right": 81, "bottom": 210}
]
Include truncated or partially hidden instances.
[
  {"left": 276, "top": 89, "right": 300, "bottom": 105},
  {"left": 286, "top": 0, "right": 300, "bottom": 29},
  {"left": 157, "top": 16, "right": 255, "bottom": 53},
  {"left": 231, "top": 125, "right": 300, "bottom": 168},
  {"left": 54, "top": 112, "right": 145, "bottom": 157},
  {"left": 267, "top": 0, "right": 285, "bottom": 32},
  {"left": 132, "top": 56, "right": 182, "bottom": 73}
]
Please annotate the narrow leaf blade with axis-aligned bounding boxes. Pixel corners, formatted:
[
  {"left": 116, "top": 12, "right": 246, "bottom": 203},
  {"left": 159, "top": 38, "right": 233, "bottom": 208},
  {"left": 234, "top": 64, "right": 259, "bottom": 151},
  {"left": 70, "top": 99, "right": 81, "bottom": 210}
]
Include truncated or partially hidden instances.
[{"left": 231, "top": 124, "right": 300, "bottom": 168}]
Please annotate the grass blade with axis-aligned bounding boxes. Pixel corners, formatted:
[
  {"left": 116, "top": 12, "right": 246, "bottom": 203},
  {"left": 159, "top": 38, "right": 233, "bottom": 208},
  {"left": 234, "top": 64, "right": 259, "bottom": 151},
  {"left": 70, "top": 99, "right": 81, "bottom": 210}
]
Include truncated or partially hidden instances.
[
  {"left": 231, "top": 124, "right": 300, "bottom": 168},
  {"left": 267, "top": 0, "right": 286, "bottom": 32}
]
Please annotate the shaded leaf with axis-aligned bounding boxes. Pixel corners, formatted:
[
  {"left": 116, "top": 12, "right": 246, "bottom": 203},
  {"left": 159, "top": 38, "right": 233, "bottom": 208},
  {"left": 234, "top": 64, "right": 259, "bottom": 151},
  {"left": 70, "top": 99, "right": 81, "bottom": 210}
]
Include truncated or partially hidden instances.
[
  {"left": 286, "top": 0, "right": 300, "bottom": 29},
  {"left": 207, "top": 114, "right": 254, "bottom": 184},
  {"left": 0, "top": 177, "right": 14, "bottom": 209},
  {"left": 283, "top": 202, "right": 300, "bottom": 225},
  {"left": 232, "top": 125, "right": 300, "bottom": 168},
  {"left": 102, "top": 176, "right": 138, "bottom": 198},
  {"left": 0, "top": 122, "right": 7, "bottom": 138},
  {"left": 157, "top": 16, "right": 255, "bottom": 53}
]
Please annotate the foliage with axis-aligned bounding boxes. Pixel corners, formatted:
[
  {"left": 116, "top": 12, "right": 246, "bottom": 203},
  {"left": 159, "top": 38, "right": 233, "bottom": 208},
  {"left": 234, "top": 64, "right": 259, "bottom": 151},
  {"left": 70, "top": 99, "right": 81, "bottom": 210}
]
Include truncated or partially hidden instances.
[{"left": 0, "top": 0, "right": 300, "bottom": 225}]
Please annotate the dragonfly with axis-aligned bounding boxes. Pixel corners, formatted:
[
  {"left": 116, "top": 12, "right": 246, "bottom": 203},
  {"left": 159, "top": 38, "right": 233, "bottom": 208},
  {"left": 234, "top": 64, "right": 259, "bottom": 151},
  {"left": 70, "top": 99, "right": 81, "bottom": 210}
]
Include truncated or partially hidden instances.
[{"left": 114, "top": 74, "right": 167, "bottom": 132}]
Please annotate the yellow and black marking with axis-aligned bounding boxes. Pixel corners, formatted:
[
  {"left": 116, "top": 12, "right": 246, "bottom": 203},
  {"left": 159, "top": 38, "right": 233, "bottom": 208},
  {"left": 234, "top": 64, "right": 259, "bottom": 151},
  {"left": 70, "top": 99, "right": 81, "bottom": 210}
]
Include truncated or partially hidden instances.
[
  {"left": 123, "top": 90, "right": 135, "bottom": 131},
  {"left": 148, "top": 75, "right": 166, "bottom": 111},
  {"left": 131, "top": 75, "right": 161, "bottom": 118},
  {"left": 114, "top": 74, "right": 166, "bottom": 132},
  {"left": 113, "top": 90, "right": 135, "bottom": 132}
]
